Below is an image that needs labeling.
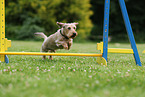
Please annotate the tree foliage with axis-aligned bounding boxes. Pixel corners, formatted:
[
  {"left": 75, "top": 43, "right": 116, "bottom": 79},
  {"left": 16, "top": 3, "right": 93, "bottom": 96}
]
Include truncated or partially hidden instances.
[{"left": 5, "top": 0, "right": 93, "bottom": 41}]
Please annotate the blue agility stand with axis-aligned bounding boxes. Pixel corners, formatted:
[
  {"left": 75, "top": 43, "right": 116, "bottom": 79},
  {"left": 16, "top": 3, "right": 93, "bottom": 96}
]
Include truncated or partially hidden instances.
[
  {"left": 102, "top": 0, "right": 142, "bottom": 66},
  {"left": 5, "top": 55, "right": 9, "bottom": 64},
  {"left": 102, "top": 0, "right": 110, "bottom": 61}
]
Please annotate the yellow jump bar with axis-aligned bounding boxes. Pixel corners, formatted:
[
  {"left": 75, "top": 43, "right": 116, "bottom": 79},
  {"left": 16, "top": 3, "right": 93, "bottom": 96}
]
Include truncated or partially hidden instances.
[
  {"left": 0, "top": 52, "right": 102, "bottom": 57},
  {"left": 97, "top": 42, "right": 133, "bottom": 54},
  {"left": 107, "top": 48, "right": 133, "bottom": 54}
]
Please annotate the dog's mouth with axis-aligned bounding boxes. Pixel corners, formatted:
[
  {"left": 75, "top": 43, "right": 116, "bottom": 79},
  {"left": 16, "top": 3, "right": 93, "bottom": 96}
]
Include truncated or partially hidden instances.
[
  {"left": 71, "top": 33, "right": 77, "bottom": 38},
  {"left": 71, "top": 35, "right": 76, "bottom": 38}
]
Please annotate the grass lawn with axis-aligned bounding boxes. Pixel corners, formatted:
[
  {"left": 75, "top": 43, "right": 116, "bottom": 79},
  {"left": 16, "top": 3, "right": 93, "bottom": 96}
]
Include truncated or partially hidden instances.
[{"left": 0, "top": 40, "right": 145, "bottom": 97}]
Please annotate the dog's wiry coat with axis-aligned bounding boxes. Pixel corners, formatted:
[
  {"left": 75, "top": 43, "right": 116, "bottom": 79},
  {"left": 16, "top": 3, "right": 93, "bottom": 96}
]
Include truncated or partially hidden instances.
[{"left": 35, "top": 22, "right": 78, "bottom": 60}]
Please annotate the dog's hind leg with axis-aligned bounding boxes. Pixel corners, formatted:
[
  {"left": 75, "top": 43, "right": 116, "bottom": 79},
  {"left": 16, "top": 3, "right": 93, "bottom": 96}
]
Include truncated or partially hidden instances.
[
  {"left": 41, "top": 48, "right": 48, "bottom": 60},
  {"left": 43, "top": 55, "right": 46, "bottom": 60},
  {"left": 49, "top": 50, "right": 56, "bottom": 60},
  {"left": 42, "top": 52, "right": 47, "bottom": 60},
  {"left": 49, "top": 55, "right": 53, "bottom": 60}
]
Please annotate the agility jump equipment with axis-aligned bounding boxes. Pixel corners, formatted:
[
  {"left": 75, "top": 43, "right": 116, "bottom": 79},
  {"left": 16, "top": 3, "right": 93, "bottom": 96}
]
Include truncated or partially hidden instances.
[
  {"left": 97, "top": 42, "right": 134, "bottom": 54},
  {"left": 99, "top": 0, "right": 141, "bottom": 66},
  {"left": 0, "top": 0, "right": 141, "bottom": 66}
]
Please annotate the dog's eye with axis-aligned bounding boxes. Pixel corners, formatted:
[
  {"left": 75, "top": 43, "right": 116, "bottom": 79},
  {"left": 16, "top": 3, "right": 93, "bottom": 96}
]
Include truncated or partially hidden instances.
[
  {"left": 73, "top": 27, "right": 76, "bottom": 29},
  {"left": 68, "top": 27, "right": 71, "bottom": 30}
]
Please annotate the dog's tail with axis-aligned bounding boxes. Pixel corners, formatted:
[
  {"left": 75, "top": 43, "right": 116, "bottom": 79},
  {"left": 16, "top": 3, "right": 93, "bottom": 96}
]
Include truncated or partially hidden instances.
[{"left": 34, "top": 32, "right": 47, "bottom": 40}]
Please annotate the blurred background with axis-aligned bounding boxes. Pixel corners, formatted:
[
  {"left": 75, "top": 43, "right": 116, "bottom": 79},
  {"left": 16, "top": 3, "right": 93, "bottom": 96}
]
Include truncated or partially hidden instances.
[{"left": 5, "top": 0, "right": 145, "bottom": 42}]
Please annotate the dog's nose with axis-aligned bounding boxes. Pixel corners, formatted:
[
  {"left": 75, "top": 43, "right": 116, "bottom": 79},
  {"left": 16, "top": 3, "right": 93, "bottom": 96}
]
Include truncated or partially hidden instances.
[{"left": 73, "top": 33, "right": 76, "bottom": 36}]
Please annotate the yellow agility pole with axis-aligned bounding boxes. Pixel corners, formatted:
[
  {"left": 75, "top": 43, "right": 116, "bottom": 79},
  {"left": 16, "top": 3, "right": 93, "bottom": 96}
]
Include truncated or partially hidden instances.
[
  {"left": 0, "top": 0, "right": 6, "bottom": 62},
  {"left": 0, "top": 0, "right": 11, "bottom": 62},
  {"left": 0, "top": 52, "right": 102, "bottom": 57}
]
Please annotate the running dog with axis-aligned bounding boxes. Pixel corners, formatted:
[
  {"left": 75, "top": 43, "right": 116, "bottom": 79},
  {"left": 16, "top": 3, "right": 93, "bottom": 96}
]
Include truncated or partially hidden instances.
[{"left": 35, "top": 22, "right": 78, "bottom": 60}]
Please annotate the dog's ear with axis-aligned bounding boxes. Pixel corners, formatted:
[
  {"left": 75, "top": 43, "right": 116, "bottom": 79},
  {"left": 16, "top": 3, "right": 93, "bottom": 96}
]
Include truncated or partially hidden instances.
[
  {"left": 73, "top": 23, "right": 79, "bottom": 25},
  {"left": 57, "top": 22, "right": 65, "bottom": 28}
]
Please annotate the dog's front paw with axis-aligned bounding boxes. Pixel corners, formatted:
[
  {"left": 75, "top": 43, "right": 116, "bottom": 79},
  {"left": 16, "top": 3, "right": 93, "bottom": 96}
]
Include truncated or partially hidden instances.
[
  {"left": 68, "top": 42, "right": 72, "bottom": 50},
  {"left": 56, "top": 43, "right": 61, "bottom": 47},
  {"left": 64, "top": 46, "right": 68, "bottom": 50}
]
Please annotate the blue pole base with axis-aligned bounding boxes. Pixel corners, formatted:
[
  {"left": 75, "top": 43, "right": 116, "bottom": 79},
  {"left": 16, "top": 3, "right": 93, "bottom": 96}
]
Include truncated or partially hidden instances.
[{"left": 5, "top": 55, "right": 9, "bottom": 64}]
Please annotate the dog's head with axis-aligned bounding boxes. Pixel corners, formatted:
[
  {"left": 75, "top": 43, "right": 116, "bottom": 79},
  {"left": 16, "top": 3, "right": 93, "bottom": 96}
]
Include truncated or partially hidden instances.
[{"left": 57, "top": 22, "right": 78, "bottom": 39}]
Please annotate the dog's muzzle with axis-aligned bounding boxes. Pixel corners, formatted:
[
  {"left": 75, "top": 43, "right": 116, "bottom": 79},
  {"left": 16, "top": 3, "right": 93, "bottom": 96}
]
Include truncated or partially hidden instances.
[{"left": 71, "top": 33, "right": 77, "bottom": 38}]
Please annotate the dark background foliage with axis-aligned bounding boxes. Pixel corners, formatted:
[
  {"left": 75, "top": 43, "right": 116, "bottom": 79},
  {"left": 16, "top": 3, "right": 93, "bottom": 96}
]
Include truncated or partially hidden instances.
[{"left": 90, "top": 0, "right": 145, "bottom": 42}]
